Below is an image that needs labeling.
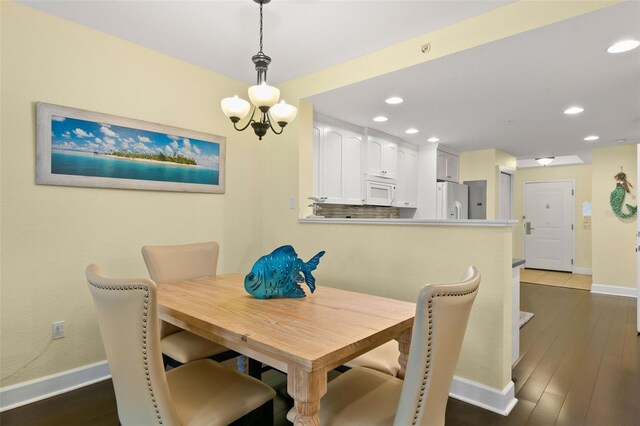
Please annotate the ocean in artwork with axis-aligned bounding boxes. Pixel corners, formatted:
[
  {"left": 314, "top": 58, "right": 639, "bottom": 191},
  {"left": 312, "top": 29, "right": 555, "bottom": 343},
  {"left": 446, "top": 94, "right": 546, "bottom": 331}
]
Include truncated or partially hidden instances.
[
  {"left": 52, "top": 150, "right": 219, "bottom": 185},
  {"left": 50, "top": 115, "right": 220, "bottom": 185}
]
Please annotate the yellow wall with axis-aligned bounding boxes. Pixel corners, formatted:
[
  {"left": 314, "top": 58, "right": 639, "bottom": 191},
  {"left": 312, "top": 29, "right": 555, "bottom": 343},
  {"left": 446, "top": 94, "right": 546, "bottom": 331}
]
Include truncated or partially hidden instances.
[
  {"left": 592, "top": 145, "right": 637, "bottom": 288},
  {"left": 0, "top": 0, "right": 622, "bottom": 396},
  {"left": 460, "top": 149, "right": 498, "bottom": 219},
  {"left": 513, "top": 165, "right": 592, "bottom": 270},
  {"left": 459, "top": 148, "right": 516, "bottom": 220},
  {"left": 0, "top": 2, "right": 263, "bottom": 385}
]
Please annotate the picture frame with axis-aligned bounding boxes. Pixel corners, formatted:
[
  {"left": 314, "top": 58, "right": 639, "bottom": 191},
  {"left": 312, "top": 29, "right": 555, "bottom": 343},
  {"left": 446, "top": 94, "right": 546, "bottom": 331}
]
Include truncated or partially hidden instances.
[{"left": 36, "top": 102, "right": 226, "bottom": 193}]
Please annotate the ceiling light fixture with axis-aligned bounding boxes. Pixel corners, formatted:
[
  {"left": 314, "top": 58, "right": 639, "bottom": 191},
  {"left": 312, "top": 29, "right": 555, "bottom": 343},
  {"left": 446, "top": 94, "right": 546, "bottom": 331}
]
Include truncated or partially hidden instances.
[
  {"left": 584, "top": 135, "right": 599, "bottom": 141},
  {"left": 373, "top": 116, "right": 388, "bottom": 122},
  {"left": 535, "top": 157, "right": 554, "bottom": 166},
  {"left": 385, "top": 97, "right": 404, "bottom": 105},
  {"left": 427, "top": 137, "right": 440, "bottom": 143},
  {"left": 607, "top": 39, "right": 640, "bottom": 54},
  {"left": 564, "top": 106, "right": 584, "bottom": 115},
  {"left": 220, "top": 0, "right": 297, "bottom": 140},
  {"left": 405, "top": 128, "right": 419, "bottom": 134}
]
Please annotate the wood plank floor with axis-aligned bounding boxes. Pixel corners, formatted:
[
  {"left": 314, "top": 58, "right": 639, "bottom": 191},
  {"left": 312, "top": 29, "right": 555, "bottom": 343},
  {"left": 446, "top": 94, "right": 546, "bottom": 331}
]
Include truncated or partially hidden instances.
[{"left": 1, "top": 283, "right": 637, "bottom": 425}]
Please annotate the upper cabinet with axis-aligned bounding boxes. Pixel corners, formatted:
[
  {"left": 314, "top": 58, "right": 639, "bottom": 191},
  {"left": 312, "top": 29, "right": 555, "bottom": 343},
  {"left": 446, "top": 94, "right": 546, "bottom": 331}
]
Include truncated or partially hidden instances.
[
  {"left": 313, "top": 118, "right": 364, "bottom": 205},
  {"left": 394, "top": 145, "right": 418, "bottom": 208},
  {"left": 436, "top": 149, "right": 459, "bottom": 183},
  {"left": 366, "top": 136, "right": 397, "bottom": 179}
]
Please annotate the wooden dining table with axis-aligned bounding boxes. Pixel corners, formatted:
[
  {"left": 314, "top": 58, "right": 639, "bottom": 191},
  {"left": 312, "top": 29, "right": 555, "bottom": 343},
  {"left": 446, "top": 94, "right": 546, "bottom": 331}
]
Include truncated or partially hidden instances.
[{"left": 157, "top": 273, "right": 416, "bottom": 426}]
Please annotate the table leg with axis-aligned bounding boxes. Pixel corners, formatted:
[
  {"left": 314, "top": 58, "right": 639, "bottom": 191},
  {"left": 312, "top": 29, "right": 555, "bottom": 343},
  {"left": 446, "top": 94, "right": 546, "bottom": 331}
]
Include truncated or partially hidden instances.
[
  {"left": 287, "top": 366, "right": 327, "bottom": 426},
  {"left": 396, "top": 327, "right": 412, "bottom": 380}
]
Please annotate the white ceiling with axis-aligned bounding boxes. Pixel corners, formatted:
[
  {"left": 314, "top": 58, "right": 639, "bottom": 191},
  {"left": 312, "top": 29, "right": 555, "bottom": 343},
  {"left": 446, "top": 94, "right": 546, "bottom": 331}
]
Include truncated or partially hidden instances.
[
  {"left": 309, "top": 2, "right": 640, "bottom": 162},
  {"left": 19, "top": 1, "right": 640, "bottom": 161},
  {"left": 19, "top": 0, "right": 508, "bottom": 84}
]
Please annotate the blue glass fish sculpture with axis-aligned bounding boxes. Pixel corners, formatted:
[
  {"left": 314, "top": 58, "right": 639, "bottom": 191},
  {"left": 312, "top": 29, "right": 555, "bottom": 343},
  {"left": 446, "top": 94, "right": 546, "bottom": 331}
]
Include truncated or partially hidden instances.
[{"left": 244, "top": 245, "right": 325, "bottom": 299}]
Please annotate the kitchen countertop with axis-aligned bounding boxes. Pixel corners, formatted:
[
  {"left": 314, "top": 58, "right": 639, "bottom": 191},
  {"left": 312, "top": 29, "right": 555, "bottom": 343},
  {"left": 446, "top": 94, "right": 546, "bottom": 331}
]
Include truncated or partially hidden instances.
[{"left": 299, "top": 217, "right": 518, "bottom": 227}]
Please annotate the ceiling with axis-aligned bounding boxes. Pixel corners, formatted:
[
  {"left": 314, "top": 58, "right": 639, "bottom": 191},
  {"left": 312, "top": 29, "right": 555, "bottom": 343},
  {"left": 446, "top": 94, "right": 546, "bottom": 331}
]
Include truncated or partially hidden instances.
[
  {"left": 19, "top": 0, "right": 508, "bottom": 84},
  {"left": 308, "top": 2, "right": 640, "bottom": 162},
  {"left": 20, "top": 1, "right": 640, "bottom": 162}
]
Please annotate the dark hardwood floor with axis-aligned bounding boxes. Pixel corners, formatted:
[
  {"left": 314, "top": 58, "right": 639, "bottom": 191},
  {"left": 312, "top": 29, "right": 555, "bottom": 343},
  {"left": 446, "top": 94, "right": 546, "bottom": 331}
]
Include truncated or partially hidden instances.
[{"left": 1, "top": 283, "right": 637, "bottom": 425}]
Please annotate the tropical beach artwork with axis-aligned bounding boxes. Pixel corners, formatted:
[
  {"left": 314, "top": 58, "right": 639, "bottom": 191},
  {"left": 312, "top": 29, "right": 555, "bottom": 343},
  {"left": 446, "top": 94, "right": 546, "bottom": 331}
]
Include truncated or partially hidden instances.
[{"left": 37, "top": 103, "right": 225, "bottom": 193}]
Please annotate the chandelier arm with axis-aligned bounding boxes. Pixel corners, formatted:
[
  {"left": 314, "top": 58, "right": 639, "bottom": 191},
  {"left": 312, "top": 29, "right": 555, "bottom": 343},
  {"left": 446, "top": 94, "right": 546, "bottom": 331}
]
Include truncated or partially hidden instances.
[
  {"left": 266, "top": 112, "right": 284, "bottom": 135},
  {"left": 232, "top": 106, "right": 258, "bottom": 132}
]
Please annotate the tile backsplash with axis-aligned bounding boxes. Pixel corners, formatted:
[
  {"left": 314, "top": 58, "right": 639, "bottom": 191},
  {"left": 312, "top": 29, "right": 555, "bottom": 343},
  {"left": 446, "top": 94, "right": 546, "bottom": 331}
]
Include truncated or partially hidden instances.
[{"left": 314, "top": 203, "right": 400, "bottom": 219}]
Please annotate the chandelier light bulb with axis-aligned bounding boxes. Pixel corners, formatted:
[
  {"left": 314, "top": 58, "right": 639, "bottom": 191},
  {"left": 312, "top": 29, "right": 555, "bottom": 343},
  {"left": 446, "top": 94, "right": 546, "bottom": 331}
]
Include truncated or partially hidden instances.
[
  {"left": 270, "top": 100, "right": 298, "bottom": 125},
  {"left": 248, "top": 82, "right": 280, "bottom": 109},
  {"left": 221, "top": 95, "right": 251, "bottom": 121}
]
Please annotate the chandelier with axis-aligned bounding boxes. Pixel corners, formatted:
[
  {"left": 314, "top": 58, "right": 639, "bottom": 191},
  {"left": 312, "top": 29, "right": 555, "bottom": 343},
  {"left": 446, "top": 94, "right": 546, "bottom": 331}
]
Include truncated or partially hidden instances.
[{"left": 221, "top": 0, "right": 297, "bottom": 140}]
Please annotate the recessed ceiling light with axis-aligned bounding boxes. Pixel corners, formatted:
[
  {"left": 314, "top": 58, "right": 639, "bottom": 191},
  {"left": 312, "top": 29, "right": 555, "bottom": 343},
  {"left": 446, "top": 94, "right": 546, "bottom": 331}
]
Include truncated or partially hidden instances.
[
  {"left": 607, "top": 39, "right": 640, "bottom": 54},
  {"left": 385, "top": 97, "right": 404, "bottom": 105},
  {"left": 427, "top": 137, "right": 440, "bottom": 143},
  {"left": 405, "top": 128, "right": 419, "bottom": 134},
  {"left": 584, "top": 135, "right": 599, "bottom": 141},
  {"left": 564, "top": 106, "right": 584, "bottom": 115},
  {"left": 373, "top": 116, "right": 388, "bottom": 122}
]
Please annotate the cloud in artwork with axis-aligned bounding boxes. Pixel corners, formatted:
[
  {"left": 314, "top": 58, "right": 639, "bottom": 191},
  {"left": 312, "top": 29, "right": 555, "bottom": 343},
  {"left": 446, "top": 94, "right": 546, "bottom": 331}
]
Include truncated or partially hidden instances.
[
  {"left": 72, "top": 128, "right": 95, "bottom": 138},
  {"left": 100, "top": 125, "right": 118, "bottom": 137},
  {"left": 171, "top": 141, "right": 179, "bottom": 149},
  {"left": 62, "top": 131, "right": 71, "bottom": 138},
  {"left": 165, "top": 145, "right": 174, "bottom": 155},
  {"left": 167, "top": 135, "right": 180, "bottom": 141},
  {"left": 52, "top": 116, "right": 66, "bottom": 122},
  {"left": 138, "top": 135, "right": 152, "bottom": 143}
]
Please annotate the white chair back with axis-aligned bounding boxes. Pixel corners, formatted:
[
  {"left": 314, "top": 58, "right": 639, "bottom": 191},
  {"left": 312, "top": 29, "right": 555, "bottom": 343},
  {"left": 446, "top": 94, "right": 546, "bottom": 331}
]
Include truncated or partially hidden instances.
[
  {"left": 394, "top": 266, "right": 480, "bottom": 426},
  {"left": 86, "top": 264, "right": 180, "bottom": 426},
  {"left": 142, "top": 241, "right": 219, "bottom": 284}
]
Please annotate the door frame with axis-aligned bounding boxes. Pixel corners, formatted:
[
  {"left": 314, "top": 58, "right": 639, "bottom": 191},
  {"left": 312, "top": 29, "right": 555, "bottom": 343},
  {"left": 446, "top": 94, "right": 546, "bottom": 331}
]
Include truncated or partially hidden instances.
[
  {"left": 522, "top": 179, "right": 576, "bottom": 272},
  {"left": 498, "top": 166, "right": 515, "bottom": 220}
]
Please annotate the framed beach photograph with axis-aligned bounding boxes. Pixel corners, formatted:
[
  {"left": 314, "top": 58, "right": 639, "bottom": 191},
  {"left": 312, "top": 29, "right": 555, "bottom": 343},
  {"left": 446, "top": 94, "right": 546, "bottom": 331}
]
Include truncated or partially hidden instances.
[{"left": 36, "top": 102, "right": 225, "bottom": 193}]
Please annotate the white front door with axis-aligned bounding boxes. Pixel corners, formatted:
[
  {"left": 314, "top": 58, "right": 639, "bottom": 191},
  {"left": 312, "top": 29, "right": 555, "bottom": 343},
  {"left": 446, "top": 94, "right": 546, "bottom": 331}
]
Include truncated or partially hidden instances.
[{"left": 524, "top": 181, "right": 574, "bottom": 271}]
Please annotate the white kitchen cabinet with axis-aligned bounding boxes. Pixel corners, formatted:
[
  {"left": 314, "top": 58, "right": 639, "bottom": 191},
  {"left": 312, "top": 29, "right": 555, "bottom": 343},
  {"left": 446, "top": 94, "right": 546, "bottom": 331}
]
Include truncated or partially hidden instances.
[
  {"left": 394, "top": 146, "right": 418, "bottom": 208},
  {"left": 367, "top": 136, "right": 397, "bottom": 179},
  {"left": 436, "top": 149, "right": 459, "bottom": 182},
  {"left": 313, "top": 120, "right": 364, "bottom": 205}
]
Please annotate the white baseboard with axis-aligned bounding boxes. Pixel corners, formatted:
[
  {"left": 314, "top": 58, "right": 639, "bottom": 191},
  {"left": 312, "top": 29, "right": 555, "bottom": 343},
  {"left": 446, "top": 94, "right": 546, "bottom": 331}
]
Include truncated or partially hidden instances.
[
  {"left": 0, "top": 361, "right": 110, "bottom": 412},
  {"left": 573, "top": 267, "right": 592, "bottom": 275},
  {"left": 449, "top": 376, "right": 517, "bottom": 416},
  {"left": 0, "top": 360, "right": 519, "bottom": 417},
  {"left": 591, "top": 284, "right": 637, "bottom": 299}
]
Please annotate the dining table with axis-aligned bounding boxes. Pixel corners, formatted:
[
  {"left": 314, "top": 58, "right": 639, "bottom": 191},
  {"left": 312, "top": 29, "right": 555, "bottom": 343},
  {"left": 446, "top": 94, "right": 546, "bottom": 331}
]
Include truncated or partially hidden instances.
[{"left": 157, "top": 273, "right": 416, "bottom": 426}]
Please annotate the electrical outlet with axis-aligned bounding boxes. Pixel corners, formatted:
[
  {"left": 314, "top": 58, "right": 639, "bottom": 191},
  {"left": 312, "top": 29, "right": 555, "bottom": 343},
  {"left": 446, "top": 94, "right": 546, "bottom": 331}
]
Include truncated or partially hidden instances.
[{"left": 52, "top": 321, "right": 65, "bottom": 340}]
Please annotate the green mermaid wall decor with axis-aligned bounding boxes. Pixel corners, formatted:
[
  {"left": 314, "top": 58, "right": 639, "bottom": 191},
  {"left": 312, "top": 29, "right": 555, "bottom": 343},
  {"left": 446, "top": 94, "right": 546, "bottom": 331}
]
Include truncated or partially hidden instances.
[{"left": 609, "top": 171, "right": 637, "bottom": 219}]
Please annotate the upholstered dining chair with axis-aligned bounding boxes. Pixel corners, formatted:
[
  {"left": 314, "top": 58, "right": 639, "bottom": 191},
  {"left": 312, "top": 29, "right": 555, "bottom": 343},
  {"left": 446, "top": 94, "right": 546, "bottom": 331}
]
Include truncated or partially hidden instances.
[
  {"left": 288, "top": 266, "right": 480, "bottom": 426},
  {"left": 141, "top": 241, "right": 236, "bottom": 366},
  {"left": 86, "top": 264, "right": 275, "bottom": 426}
]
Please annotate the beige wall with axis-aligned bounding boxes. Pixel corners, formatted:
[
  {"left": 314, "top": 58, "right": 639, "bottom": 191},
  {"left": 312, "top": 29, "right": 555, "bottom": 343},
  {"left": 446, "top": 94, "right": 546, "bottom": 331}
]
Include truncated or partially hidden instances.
[
  {"left": 513, "top": 165, "right": 592, "bottom": 270},
  {"left": 592, "top": 145, "right": 637, "bottom": 288},
  {"left": 459, "top": 149, "right": 516, "bottom": 220},
  {"left": 0, "top": 2, "right": 263, "bottom": 385},
  {"left": 0, "top": 0, "right": 622, "bottom": 396}
]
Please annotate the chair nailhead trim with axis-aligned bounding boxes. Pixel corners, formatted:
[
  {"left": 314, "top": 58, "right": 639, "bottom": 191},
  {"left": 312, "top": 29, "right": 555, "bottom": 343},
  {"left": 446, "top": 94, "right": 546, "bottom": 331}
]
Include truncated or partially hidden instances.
[
  {"left": 411, "top": 286, "right": 478, "bottom": 426},
  {"left": 90, "top": 282, "right": 164, "bottom": 425}
]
